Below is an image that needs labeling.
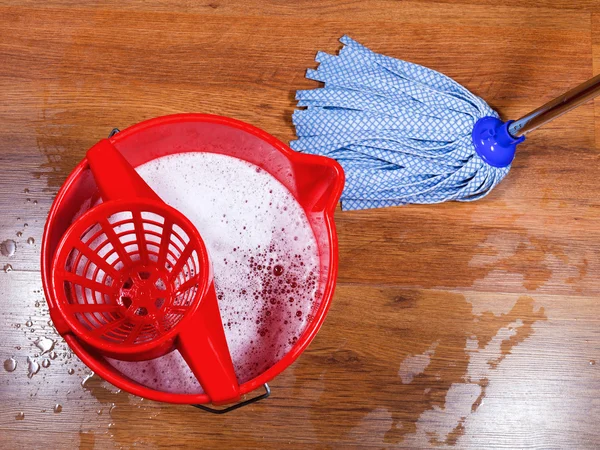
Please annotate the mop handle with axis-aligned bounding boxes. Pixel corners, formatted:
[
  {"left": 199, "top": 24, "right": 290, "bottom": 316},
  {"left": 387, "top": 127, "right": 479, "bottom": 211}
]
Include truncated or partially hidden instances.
[{"left": 509, "top": 73, "right": 600, "bottom": 137}]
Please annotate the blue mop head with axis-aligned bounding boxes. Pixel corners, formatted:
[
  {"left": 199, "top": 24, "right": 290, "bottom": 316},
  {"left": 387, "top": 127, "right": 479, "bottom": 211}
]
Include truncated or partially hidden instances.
[{"left": 291, "top": 36, "right": 512, "bottom": 211}]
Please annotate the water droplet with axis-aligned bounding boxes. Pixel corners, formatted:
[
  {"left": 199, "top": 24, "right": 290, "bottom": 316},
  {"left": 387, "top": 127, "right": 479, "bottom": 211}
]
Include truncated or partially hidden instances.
[
  {"left": 590, "top": 360, "right": 596, "bottom": 366},
  {"left": 1, "top": 239, "right": 17, "bottom": 257},
  {"left": 68, "top": 368, "right": 74, "bottom": 375},
  {"left": 49, "top": 351, "right": 57, "bottom": 360},
  {"left": 35, "top": 337, "right": 55, "bottom": 354},
  {"left": 42, "top": 359, "right": 50, "bottom": 368},
  {"left": 15, "top": 412, "right": 25, "bottom": 420},
  {"left": 27, "top": 237, "right": 34, "bottom": 245},
  {"left": 26, "top": 198, "right": 31, "bottom": 203},
  {"left": 3, "top": 358, "right": 17, "bottom": 372},
  {"left": 33, "top": 200, "right": 38, "bottom": 205},
  {"left": 35, "top": 301, "right": 40, "bottom": 308},
  {"left": 47, "top": 320, "right": 53, "bottom": 327},
  {"left": 16, "top": 231, "right": 22, "bottom": 237},
  {"left": 97, "top": 409, "right": 103, "bottom": 415},
  {"left": 15, "top": 346, "right": 21, "bottom": 350},
  {"left": 23, "top": 223, "right": 28, "bottom": 228},
  {"left": 3, "top": 264, "right": 13, "bottom": 273},
  {"left": 25, "top": 320, "right": 32, "bottom": 327},
  {"left": 24, "top": 188, "right": 29, "bottom": 194},
  {"left": 53, "top": 404, "right": 62, "bottom": 413},
  {"left": 27, "top": 356, "right": 40, "bottom": 378},
  {"left": 109, "top": 404, "right": 117, "bottom": 418}
]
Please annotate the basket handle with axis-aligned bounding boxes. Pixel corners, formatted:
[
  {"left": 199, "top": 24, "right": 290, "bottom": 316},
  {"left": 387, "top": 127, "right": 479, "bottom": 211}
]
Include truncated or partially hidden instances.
[
  {"left": 86, "top": 139, "right": 162, "bottom": 203},
  {"left": 177, "top": 283, "right": 240, "bottom": 405}
]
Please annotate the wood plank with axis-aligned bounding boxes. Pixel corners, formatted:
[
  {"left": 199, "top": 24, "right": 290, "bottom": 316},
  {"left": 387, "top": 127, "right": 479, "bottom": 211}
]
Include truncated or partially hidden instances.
[{"left": 0, "top": 0, "right": 598, "bottom": 16}]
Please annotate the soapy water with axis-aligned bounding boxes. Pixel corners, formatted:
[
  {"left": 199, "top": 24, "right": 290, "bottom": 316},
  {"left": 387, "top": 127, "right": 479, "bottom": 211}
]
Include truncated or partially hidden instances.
[{"left": 96, "top": 153, "right": 321, "bottom": 394}]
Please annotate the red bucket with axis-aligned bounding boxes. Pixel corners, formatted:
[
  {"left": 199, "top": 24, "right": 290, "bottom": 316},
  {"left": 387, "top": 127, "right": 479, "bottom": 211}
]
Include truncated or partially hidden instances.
[{"left": 41, "top": 114, "right": 344, "bottom": 406}]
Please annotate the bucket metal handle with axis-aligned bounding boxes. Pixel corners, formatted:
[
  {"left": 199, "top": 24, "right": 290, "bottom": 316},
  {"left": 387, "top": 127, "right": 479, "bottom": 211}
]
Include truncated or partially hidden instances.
[{"left": 192, "top": 383, "right": 271, "bottom": 414}]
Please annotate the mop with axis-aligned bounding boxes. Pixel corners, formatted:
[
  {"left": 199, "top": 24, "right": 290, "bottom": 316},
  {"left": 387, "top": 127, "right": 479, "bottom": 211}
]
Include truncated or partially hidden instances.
[{"left": 291, "top": 36, "right": 600, "bottom": 210}]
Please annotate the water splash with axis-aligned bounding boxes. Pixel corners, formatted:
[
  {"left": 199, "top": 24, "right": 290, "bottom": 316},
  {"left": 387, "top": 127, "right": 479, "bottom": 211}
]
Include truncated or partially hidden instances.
[
  {"left": 27, "top": 356, "right": 40, "bottom": 378},
  {"left": 3, "top": 358, "right": 17, "bottom": 372},
  {"left": 0, "top": 239, "right": 16, "bottom": 257},
  {"left": 34, "top": 336, "right": 55, "bottom": 355},
  {"left": 398, "top": 342, "right": 438, "bottom": 384},
  {"left": 81, "top": 372, "right": 95, "bottom": 387}
]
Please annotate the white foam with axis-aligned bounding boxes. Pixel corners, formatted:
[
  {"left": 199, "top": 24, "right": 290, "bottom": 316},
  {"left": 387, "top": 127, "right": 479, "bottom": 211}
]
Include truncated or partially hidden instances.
[{"left": 106, "top": 152, "right": 320, "bottom": 394}]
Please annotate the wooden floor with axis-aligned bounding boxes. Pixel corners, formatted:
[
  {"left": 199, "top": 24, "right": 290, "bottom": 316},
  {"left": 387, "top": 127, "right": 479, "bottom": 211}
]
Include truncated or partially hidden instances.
[{"left": 2, "top": 1, "right": 600, "bottom": 448}]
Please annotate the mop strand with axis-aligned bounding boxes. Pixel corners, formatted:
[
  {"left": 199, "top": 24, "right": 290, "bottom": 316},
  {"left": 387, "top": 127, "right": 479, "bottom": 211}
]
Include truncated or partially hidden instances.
[{"left": 291, "top": 35, "right": 510, "bottom": 211}]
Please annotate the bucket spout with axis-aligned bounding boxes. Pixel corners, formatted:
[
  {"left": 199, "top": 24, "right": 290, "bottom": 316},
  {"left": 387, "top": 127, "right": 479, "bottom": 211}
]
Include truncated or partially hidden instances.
[{"left": 291, "top": 156, "right": 345, "bottom": 213}]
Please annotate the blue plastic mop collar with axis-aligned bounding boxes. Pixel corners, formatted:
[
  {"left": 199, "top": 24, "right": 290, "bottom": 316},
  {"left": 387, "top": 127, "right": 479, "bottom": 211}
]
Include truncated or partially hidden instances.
[{"left": 471, "top": 117, "right": 525, "bottom": 168}]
